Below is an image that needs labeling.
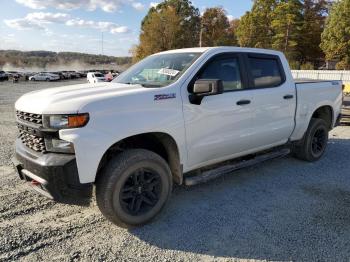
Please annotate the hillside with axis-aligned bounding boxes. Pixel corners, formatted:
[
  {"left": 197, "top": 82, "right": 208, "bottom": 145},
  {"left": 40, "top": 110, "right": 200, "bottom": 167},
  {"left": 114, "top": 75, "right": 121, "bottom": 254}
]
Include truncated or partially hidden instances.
[{"left": 0, "top": 50, "right": 132, "bottom": 70}]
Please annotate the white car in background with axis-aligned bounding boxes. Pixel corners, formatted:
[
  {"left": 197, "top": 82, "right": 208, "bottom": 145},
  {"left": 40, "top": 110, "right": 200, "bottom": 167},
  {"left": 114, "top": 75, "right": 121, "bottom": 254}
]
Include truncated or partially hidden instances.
[
  {"left": 29, "top": 73, "right": 60, "bottom": 81},
  {"left": 87, "top": 72, "right": 106, "bottom": 83}
]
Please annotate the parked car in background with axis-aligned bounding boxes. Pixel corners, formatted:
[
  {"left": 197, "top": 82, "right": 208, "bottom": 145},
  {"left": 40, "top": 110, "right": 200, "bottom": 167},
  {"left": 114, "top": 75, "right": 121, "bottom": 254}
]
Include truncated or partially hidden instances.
[
  {"left": 69, "top": 71, "right": 81, "bottom": 79},
  {"left": 61, "top": 71, "right": 72, "bottom": 79},
  {"left": 0, "top": 71, "right": 9, "bottom": 81},
  {"left": 49, "top": 72, "right": 65, "bottom": 80},
  {"left": 78, "top": 71, "right": 87, "bottom": 78},
  {"left": 24, "top": 72, "right": 35, "bottom": 81},
  {"left": 29, "top": 73, "right": 60, "bottom": 81},
  {"left": 87, "top": 72, "right": 106, "bottom": 83},
  {"left": 105, "top": 71, "right": 114, "bottom": 82}
]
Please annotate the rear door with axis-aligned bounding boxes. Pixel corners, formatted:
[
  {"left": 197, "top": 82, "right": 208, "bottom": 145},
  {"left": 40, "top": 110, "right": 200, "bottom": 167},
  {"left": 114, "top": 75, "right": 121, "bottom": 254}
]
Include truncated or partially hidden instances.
[
  {"left": 183, "top": 53, "right": 256, "bottom": 168},
  {"left": 244, "top": 53, "right": 296, "bottom": 148}
]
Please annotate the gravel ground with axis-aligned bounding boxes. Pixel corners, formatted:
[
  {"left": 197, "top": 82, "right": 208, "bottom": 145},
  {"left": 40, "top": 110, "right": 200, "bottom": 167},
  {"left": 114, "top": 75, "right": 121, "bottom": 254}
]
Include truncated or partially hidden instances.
[{"left": 0, "top": 80, "right": 350, "bottom": 262}]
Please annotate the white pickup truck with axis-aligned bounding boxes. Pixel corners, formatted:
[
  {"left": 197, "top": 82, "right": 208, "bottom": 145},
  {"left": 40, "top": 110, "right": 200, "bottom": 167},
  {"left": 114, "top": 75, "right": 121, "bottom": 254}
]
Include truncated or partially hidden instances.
[{"left": 13, "top": 47, "right": 343, "bottom": 227}]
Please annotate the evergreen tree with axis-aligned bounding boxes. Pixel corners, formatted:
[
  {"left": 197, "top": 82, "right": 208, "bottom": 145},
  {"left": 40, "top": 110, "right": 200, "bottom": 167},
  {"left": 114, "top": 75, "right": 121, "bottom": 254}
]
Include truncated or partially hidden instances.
[
  {"left": 271, "top": 0, "right": 303, "bottom": 61},
  {"left": 299, "top": 0, "right": 329, "bottom": 66},
  {"left": 236, "top": 11, "right": 254, "bottom": 47},
  {"left": 321, "top": 0, "right": 350, "bottom": 69},
  {"left": 236, "top": 0, "right": 276, "bottom": 48}
]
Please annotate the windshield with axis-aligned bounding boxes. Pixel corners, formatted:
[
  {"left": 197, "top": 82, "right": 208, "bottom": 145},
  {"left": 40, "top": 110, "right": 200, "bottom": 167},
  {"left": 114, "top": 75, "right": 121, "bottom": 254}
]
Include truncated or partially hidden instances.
[
  {"left": 94, "top": 73, "right": 104, "bottom": 77},
  {"left": 113, "top": 52, "right": 202, "bottom": 87}
]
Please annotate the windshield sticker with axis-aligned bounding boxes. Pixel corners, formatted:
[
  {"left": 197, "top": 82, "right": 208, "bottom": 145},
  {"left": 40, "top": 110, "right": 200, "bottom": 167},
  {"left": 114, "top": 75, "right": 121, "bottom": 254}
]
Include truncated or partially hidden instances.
[
  {"left": 158, "top": 68, "right": 180, "bottom": 77},
  {"left": 154, "top": 93, "right": 176, "bottom": 101}
]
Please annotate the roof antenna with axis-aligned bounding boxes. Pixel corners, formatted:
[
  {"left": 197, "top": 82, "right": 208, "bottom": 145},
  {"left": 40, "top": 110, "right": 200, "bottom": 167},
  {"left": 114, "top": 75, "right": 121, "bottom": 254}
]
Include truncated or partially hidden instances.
[{"left": 101, "top": 32, "right": 104, "bottom": 56}]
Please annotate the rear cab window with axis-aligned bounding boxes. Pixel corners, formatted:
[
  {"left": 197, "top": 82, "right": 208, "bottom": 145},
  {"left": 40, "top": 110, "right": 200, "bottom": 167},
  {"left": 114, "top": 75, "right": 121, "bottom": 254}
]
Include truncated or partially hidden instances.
[{"left": 247, "top": 54, "right": 285, "bottom": 88}]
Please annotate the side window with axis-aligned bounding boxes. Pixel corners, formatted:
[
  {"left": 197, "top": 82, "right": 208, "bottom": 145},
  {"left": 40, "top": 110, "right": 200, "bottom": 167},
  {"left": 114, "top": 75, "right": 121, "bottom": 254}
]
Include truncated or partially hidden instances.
[
  {"left": 248, "top": 56, "right": 283, "bottom": 88},
  {"left": 198, "top": 57, "right": 243, "bottom": 91}
]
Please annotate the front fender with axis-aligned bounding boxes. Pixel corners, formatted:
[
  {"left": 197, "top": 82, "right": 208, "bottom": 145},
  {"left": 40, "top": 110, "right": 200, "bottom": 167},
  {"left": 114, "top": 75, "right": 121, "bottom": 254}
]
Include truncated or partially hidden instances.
[{"left": 60, "top": 127, "right": 114, "bottom": 183}]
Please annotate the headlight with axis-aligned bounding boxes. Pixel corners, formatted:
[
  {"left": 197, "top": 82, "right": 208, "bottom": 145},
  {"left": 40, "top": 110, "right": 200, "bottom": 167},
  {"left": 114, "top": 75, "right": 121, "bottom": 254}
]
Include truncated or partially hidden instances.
[
  {"left": 45, "top": 138, "right": 74, "bottom": 153},
  {"left": 43, "top": 113, "right": 89, "bottom": 129}
]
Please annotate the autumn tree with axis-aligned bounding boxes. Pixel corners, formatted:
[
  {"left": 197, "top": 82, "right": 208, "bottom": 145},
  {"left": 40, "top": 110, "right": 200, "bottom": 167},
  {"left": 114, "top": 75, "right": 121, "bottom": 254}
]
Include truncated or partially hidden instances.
[
  {"left": 200, "top": 7, "right": 235, "bottom": 47},
  {"left": 134, "top": 0, "right": 200, "bottom": 61},
  {"left": 227, "top": 19, "right": 240, "bottom": 46},
  {"left": 135, "top": 6, "right": 182, "bottom": 60},
  {"left": 321, "top": 0, "right": 350, "bottom": 69},
  {"left": 271, "top": 0, "right": 303, "bottom": 61}
]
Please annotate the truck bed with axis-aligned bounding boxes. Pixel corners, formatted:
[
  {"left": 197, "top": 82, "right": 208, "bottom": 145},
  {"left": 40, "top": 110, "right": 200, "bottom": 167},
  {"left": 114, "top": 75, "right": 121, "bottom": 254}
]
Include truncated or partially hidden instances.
[{"left": 290, "top": 80, "right": 343, "bottom": 141}]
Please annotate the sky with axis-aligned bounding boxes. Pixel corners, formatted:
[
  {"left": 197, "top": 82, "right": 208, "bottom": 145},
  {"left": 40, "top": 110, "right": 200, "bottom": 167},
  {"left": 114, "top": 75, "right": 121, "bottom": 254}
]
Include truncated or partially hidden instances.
[{"left": 0, "top": 0, "right": 253, "bottom": 56}]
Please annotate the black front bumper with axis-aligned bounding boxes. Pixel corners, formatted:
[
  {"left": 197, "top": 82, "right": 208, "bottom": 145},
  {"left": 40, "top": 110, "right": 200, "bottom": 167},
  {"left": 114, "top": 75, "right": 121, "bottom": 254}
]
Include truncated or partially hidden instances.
[{"left": 12, "top": 139, "right": 92, "bottom": 205}]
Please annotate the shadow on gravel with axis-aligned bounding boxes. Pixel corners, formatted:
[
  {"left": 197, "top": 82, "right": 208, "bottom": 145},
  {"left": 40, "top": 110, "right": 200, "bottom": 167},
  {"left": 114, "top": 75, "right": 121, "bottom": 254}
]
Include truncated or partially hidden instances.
[{"left": 130, "top": 138, "right": 350, "bottom": 261}]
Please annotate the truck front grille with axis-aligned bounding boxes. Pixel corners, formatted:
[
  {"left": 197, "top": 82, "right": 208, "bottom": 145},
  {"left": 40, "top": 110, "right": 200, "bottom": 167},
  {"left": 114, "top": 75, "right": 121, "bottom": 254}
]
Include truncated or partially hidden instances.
[
  {"left": 16, "top": 111, "right": 43, "bottom": 126},
  {"left": 18, "top": 129, "right": 46, "bottom": 153}
]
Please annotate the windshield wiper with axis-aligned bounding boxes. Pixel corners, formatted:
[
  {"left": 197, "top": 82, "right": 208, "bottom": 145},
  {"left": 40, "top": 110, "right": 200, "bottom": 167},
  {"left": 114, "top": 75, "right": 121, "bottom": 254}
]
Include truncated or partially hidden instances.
[
  {"left": 118, "top": 82, "right": 162, "bottom": 88},
  {"left": 140, "top": 83, "right": 162, "bottom": 88}
]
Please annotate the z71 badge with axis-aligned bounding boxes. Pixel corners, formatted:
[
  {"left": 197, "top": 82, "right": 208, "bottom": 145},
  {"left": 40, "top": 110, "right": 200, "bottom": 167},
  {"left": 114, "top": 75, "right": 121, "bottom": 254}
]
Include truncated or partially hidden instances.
[{"left": 154, "top": 93, "right": 176, "bottom": 101}]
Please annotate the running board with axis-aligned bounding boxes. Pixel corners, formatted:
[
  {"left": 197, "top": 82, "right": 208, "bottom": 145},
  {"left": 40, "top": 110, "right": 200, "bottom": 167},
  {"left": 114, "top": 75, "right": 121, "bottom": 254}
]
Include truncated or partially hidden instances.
[{"left": 184, "top": 148, "right": 291, "bottom": 186}]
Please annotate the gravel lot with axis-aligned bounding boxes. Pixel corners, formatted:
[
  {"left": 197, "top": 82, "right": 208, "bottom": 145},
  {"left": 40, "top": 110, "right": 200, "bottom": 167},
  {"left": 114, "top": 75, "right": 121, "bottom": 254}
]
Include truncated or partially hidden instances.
[{"left": 0, "top": 80, "right": 350, "bottom": 261}]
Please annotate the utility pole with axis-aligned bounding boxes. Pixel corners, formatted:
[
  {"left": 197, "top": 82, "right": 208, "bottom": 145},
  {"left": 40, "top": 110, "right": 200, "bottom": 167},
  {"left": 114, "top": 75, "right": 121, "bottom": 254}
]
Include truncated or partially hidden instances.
[
  {"left": 101, "top": 32, "right": 104, "bottom": 56},
  {"left": 199, "top": 27, "right": 203, "bottom": 47}
]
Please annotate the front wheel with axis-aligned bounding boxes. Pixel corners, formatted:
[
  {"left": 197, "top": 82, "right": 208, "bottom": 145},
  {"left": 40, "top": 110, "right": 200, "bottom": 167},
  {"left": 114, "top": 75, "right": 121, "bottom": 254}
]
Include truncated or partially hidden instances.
[
  {"left": 292, "top": 118, "right": 329, "bottom": 162},
  {"left": 96, "top": 149, "right": 172, "bottom": 227}
]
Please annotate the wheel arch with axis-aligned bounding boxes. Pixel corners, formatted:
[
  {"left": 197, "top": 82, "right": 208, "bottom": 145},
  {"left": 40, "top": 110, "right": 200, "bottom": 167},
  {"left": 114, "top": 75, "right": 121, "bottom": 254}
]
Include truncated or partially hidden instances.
[
  {"left": 311, "top": 105, "right": 333, "bottom": 130},
  {"left": 96, "top": 132, "right": 183, "bottom": 185}
]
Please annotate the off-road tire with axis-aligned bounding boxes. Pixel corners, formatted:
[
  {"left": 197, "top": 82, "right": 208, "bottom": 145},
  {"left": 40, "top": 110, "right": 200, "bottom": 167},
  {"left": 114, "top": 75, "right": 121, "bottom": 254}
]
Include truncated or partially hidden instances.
[
  {"left": 292, "top": 118, "right": 329, "bottom": 162},
  {"left": 96, "top": 149, "right": 172, "bottom": 228}
]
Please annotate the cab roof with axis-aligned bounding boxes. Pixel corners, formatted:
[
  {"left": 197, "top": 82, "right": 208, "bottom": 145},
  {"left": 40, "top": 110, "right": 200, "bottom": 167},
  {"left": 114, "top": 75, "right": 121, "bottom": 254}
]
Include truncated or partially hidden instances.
[{"left": 157, "top": 46, "right": 284, "bottom": 57}]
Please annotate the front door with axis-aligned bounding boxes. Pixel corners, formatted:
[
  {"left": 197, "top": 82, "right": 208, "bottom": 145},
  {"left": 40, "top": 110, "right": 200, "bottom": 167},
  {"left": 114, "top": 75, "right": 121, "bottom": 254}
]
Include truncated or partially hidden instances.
[{"left": 183, "top": 54, "right": 255, "bottom": 169}]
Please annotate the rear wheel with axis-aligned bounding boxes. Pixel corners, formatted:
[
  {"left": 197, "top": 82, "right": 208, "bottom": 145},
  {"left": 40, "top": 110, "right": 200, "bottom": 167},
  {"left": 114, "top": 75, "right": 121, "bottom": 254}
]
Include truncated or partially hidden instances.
[
  {"left": 292, "top": 118, "right": 329, "bottom": 162},
  {"left": 96, "top": 149, "right": 172, "bottom": 227}
]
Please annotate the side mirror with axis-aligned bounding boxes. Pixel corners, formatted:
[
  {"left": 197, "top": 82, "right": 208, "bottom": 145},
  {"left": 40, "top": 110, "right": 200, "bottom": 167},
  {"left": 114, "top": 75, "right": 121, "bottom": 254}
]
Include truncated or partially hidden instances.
[
  {"left": 193, "top": 79, "right": 224, "bottom": 96},
  {"left": 190, "top": 79, "right": 224, "bottom": 104}
]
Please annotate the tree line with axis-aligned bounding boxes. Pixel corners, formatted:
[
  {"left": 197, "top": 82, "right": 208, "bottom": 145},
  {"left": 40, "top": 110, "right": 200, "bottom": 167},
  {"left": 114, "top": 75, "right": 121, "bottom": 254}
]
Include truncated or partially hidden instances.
[
  {"left": 132, "top": 0, "right": 350, "bottom": 70},
  {"left": 0, "top": 50, "right": 131, "bottom": 69}
]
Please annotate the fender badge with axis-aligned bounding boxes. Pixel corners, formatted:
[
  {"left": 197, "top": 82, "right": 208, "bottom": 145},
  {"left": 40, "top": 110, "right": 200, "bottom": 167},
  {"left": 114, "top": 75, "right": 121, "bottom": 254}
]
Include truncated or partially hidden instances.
[{"left": 154, "top": 93, "right": 176, "bottom": 101}]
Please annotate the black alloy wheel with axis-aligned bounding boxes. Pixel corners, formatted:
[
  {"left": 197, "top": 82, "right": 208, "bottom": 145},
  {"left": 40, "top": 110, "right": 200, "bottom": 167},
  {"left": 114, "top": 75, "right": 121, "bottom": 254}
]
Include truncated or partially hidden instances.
[
  {"left": 292, "top": 118, "right": 329, "bottom": 162},
  {"left": 311, "top": 128, "right": 327, "bottom": 157},
  {"left": 96, "top": 149, "right": 172, "bottom": 227},
  {"left": 120, "top": 168, "right": 161, "bottom": 216}
]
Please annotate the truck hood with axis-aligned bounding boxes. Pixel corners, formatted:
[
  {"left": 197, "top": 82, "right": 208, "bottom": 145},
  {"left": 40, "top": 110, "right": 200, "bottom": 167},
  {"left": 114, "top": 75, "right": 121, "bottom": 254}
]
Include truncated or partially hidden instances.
[{"left": 15, "top": 82, "right": 146, "bottom": 114}]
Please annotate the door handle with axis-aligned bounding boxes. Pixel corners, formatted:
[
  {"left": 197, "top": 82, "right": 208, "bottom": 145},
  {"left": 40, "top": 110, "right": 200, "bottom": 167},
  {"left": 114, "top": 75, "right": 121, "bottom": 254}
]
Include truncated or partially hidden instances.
[
  {"left": 283, "top": 94, "right": 294, "bottom": 100},
  {"left": 236, "top": 100, "right": 251, "bottom": 106}
]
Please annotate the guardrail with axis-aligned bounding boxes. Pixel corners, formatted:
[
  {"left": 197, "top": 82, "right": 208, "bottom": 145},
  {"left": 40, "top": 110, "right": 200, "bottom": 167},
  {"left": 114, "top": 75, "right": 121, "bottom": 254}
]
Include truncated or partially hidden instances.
[{"left": 291, "top": 70, "right": 350, "bottom": 83}]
